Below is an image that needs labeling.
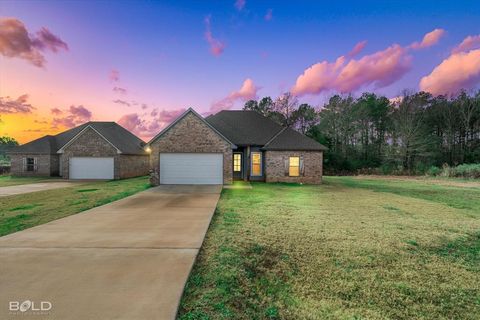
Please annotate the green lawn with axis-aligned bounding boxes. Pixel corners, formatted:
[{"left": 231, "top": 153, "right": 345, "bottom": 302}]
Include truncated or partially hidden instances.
[
  {"left": 0, "top": 175, "right": 51, "bottom": 187},
  {"left": 0, "top": 176, "right": 150, "bottom": 236},
  {"left": 178, "top": 176, "right": 480, "bottom": 320}
]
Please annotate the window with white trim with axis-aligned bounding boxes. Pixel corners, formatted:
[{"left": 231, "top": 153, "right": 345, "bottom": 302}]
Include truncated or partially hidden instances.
[
  {"left": 251, "top": 152, "right": 262, "bottom": 176},
  {"left": 26, "top": 157, "right": 35, "bottom": 172},
  {"left": 289, "top": 156, "right": 300, "bottom": 176},
  {"left": 233, "top": 153, "right": 242, "bottom": 172}
]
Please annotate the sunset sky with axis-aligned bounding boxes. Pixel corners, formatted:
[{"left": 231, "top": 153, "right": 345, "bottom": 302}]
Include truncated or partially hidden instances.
[{"left": 1, "top": 0, "right": 480, "bottom": 143}]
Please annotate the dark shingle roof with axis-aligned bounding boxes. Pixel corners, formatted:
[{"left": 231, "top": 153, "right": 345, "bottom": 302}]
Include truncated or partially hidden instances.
[
  {"left": 9, "top": 122, "right": 147, "bottom": 155},
  {"left": 263, "top": 127, "right": 328, "bottom": 151},
  {"left": 9, "top": 135, "right": 58, "bottom": 154},
  {"left": 206, "top": 110, "right": 284, "bottom": 146},
  {"left": 206, "top": 110, "right": 327, "bottom": 151}
]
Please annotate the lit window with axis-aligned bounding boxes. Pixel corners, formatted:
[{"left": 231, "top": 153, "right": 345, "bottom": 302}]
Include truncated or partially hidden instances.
[
  {"left": 251, "top": 152, "right": 262, "bottom": 176},
  {"left": 289, "top": 157, "right": 300, "bottom": 176},
  {"left": 26, "top": 157, "right": 35, "bottom": 172},
  {"left": 233, "top": 153, "right": 242, "bottom": 172}
]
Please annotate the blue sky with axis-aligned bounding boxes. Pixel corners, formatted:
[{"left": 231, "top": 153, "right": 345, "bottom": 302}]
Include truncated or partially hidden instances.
[{"left": 1, "top": 0, "right": 480, "bottom": 142}]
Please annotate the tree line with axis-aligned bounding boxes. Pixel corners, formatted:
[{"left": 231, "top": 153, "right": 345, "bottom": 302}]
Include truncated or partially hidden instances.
[{"left": 243, "top": 91, "right": 480, "bottom": 174}]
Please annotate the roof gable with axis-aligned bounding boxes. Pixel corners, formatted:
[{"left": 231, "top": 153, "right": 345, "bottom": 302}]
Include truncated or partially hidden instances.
[
  {"left": 57, "top": 125, "right": 122, "bottom": 154},
  {"left": 147, "top": 108, "right": 236, "bottom": 147}
]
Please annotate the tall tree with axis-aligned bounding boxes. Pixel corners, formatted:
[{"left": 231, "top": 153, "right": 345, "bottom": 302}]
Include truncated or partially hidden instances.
[
  {"left": 391, "top": 92, "right": 433, "bottom": 171},
  {"left": 294, "top": 103, "right": 318, "bottom": 134},
  {"left": 273, "top": 92, "right": 299, "bottom": 127}
]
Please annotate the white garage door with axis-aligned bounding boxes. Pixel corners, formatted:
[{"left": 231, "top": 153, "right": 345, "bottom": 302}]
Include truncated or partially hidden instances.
[
  {"left": 160, "top": 153, "right": 223, "bottom": 185},
  {"left": 69, "top": 157, "right": 114, "bottom": 180}
]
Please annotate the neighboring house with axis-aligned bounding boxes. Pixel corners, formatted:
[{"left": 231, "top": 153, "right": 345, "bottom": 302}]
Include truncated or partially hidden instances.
[
  {"left": 9, "top": 109, "right": 326, "bottom": 184},
  {"left": 148, "top": 108, "right": 327, "bottom": 185},
  {"left": 8, "top": 122, "right": 149, "bottom": 179}
]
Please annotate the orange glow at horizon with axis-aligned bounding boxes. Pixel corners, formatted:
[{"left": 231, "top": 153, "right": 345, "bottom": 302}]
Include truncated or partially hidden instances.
[{"left": 0, "top": 114, "right": 65, "bottom": 144}]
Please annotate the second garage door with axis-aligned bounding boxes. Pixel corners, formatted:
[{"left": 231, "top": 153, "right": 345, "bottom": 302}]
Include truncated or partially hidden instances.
[
  {"left": 69, "top": 157, "right": 114, "bottom": 180},
  {"left": 160, "top": 153, "right": 223, "bottom": 185}
]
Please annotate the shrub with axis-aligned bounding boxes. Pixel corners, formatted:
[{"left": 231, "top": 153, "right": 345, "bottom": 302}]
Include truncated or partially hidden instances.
[
  {"left": 452, "top": 163, "right": 480, "bottom": 179},
  {"left": 440, "top": 164, "right": 454, "bottom": 177},
  {"left": 426, "top": 166, "right": 441, "bottom": 176}
]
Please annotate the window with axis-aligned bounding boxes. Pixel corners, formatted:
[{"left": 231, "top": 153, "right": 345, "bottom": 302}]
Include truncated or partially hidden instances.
[
  {"left": 233, "top": 153, "right": 242, "bottom": 172},
  {"left": 26, "top": 157, "right": 35, "bottom": 172},
  {"left": 251, "top": 152, "right": 262, "bottom": 176},
  {"left": 289, "top": 156, "right": 300, "bottom": 176}
]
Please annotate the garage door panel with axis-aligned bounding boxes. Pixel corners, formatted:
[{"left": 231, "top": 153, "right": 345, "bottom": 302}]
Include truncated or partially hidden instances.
[
  {"left": 69, "top": 157, "right": 114, "bottom": 180},
  {"left": 160, "top": 153, "right": 222, "bottom": 185}
]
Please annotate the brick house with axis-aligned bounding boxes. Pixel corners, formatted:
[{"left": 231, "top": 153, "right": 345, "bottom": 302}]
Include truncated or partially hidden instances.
[
  {"left": 9, "top": 122, "right": 149, "bottom": 179},
  {"left": 9, "top": 109, "right": 326, "bottom": 184},
  {"left": 148, "top": 108, "right": 326, "bottom": 185}
]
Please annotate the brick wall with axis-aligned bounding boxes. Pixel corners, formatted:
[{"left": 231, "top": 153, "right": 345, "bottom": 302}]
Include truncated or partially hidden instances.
[
  {"left": 9, "top": 154, "right": 56, "bottom": 176},
  {"left": 265, "top": 150, "right": 323, "bottom": 184},
  {"left": 118, "top": 155, "right": 149, "bottom": 178},
  {"left": 61, "top": 127, "right": 119, "bottom": 179},
  {"left": 149, "top": 112, "right": 233, "bottom": 185}
]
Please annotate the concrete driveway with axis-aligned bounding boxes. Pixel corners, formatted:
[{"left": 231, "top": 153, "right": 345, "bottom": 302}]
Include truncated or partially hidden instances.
[
  {"left": 0, "top": 181, "right": 79, "bottom": 197},
  {"left": 0, "top": 185, "right": 222, "bottom": 320}
]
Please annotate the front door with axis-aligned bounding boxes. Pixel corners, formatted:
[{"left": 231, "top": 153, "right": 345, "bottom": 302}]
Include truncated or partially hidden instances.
[{"left": 233, "top": 152, "right": 243, "bottom": 180}]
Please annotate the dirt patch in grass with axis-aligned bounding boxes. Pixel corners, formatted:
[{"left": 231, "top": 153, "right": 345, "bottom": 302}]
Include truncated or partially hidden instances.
[
  {"left": 0, "top": 176, "right": 150, "bottom": 236},
  {"left": 179, "top": 178, "right": 480, "bottom": 319}
]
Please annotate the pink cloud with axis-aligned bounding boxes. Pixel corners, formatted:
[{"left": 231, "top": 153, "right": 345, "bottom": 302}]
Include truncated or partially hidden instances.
[
  {"left": 118, "top": 113, "right": 143, "bottom": 134},
  {"left": 0, "top": 94, "right": 35, "bottom": 113},
  {"left": 50, "top": 107, "right": 62, "bottom": 116},
  {"left": 118, "top": 108, "right": 186, "bottom": 140},
  {"left": 292, "top": 44, "right": 411, "bottom": 95},
  {"left": 264, "top": 9, "right": 273, "bottom": 21},
  {"left": 410, "top": 28, "right": 445, "bottom": 50},
  {"left": 52, "top": 105, "right": 92, "bottom": 128},
  {"left": 204, "top": 16, "right": 225, "bottom": 57},
  {"left": 113, "top": 86, "right": 127, "bottom": 94},
  {"left": 336, "top": 45, "right": 411, "bottom": 92},
  {"left": 347, "top": 40, "right": 367, "bottom": 58},
  {"left": 109, "top": 69, "right": 120, "bottom": 82},
  {"left": 234, "top": 0, "right": 245, "bottom": 11},
  {"left": 419, "top": 49, "right": 480, "bottom": 96},
  {"left": 0, "top": 17, "right": 68, "bottom": 67},
  {"left": 291, "top": 57, "right": 346, "bottom": 96},
  {"left": 210, "top": 78, "right": 259, "bottom": 114},
  {"left": 112, "top": 99, "right": 131, "bottom": 107},
  {"left": 452, "top": 34, "right": 480, "bottom": 54},
  {"left": 31, "top": 27, "right": 68, "bottom": 53}
]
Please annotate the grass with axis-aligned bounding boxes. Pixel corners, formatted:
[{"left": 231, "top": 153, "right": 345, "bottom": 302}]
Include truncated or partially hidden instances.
[
  {"left": 178, "top": 177, "right": 480, "bottom": 320},
  {"left": 0, "top": 175, "right": 50, "bottom": 187},
  {"left": 0, "top": 176, "right": 150, "bottom": 236}
]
